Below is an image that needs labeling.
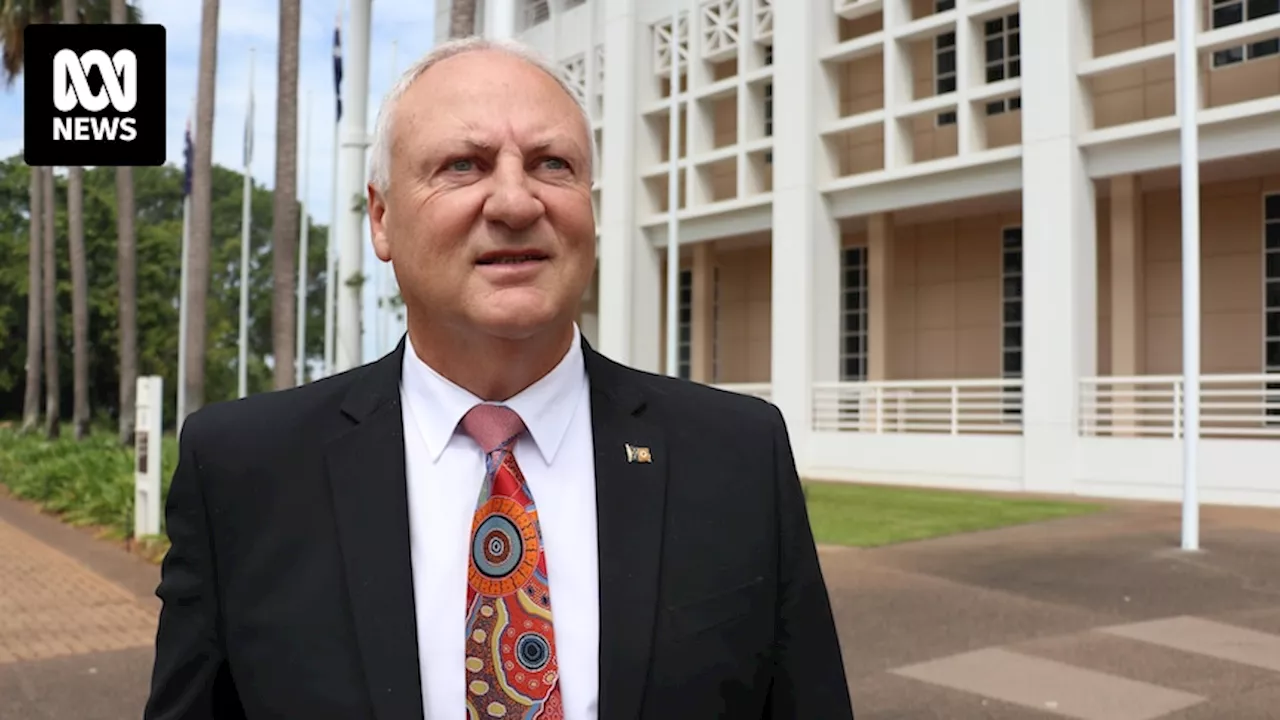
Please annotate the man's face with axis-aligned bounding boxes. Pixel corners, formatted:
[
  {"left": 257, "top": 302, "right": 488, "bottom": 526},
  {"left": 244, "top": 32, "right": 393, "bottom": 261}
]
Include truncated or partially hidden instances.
[{"left": 369, "top": 50, "right": 596, "bottom": 342}]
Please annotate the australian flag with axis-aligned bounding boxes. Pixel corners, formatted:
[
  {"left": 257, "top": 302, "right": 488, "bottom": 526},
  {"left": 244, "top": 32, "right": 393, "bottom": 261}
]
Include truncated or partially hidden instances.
[
  {"left": 182, "top": 120, "right": 194, "bottom": 197},
  {"left": 333, "top": 13, "right": 343, "bottom": 122}
]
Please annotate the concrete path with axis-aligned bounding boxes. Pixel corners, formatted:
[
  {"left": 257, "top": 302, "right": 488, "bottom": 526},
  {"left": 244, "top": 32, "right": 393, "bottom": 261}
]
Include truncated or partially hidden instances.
[{"left": 2, "top": 490, "right": 1279, "bottom": 719}]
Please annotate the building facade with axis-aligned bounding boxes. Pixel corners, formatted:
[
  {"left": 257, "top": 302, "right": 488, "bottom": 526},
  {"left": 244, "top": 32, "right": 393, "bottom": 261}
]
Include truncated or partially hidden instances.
[{"left": 435, "top": 0, "right": 1280, "bottom": 507}]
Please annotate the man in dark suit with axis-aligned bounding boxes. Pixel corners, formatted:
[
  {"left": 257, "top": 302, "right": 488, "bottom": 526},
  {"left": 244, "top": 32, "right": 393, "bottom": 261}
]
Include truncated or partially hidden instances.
[{"left": 145, "top": 36, "right": 853, "bottom": 720}]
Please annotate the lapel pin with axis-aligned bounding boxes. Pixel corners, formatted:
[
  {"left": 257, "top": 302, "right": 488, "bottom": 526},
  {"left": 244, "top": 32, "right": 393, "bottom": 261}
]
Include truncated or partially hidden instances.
[{"left": 624, "top": 443, "right": 652, "bottom": 464}]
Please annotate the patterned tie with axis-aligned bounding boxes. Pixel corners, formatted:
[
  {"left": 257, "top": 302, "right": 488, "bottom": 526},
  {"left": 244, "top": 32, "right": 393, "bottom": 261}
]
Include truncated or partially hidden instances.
[{"left": 459, "top": 404, "right": 564, "bottom": 720}]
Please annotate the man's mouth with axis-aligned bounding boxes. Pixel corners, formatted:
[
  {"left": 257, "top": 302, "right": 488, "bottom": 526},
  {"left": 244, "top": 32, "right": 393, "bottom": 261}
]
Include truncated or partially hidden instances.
[{"left": 476, "top": 251, "right": 549, "bottom": 265}]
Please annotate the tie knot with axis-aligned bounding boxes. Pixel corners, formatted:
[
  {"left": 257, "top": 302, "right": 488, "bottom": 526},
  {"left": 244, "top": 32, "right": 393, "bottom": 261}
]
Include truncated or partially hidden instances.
[{"left": 459, "top": 404, "right": 526, "bottom": 454}]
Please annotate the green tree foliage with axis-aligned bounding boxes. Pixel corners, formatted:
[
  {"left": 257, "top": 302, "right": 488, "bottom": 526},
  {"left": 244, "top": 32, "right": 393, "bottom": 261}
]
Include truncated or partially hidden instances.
[{"left": 0, "top": 154, "right": 329, "bottom": 429}]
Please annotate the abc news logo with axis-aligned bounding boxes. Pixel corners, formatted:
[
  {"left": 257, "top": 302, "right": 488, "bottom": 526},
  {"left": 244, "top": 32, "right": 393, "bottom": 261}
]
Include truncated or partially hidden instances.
[{"left": 24, "top": 24, "right": 165, "bottom": 167}]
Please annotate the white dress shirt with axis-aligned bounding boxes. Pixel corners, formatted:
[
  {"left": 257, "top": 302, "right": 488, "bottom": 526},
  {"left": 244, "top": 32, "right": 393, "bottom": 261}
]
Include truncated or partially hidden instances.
[{"left": 399, "top": 325, "right": 599, "bottom": 720}]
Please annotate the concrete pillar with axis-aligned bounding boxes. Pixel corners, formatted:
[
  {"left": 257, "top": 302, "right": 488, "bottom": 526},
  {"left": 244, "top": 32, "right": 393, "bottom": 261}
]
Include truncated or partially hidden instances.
[
  {"left": 771, "top": 0, "right": 842, "bottom": 472},
  {"left": 1110, "top": 175, "right": 1146, "bottom": 435},
  {"left": 597, "top": 0, "right": 661, "bottom": 372},
  {"left": 484, "top": 0, "right": 516, "bottom": 39},
  {"left": 868, "top": 213, "right": 895, "bottom": 382},
  {"left": 1019, "top": 0, "right": 1096, "bottom": 494},
  {"left": 691, "top": 243, "right": 716, "bottom": 383}
]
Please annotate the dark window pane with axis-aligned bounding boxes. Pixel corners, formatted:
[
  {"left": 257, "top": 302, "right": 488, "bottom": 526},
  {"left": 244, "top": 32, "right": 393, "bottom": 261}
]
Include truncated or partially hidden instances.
[
  {"left": 1214, "top": 47, "right": 1244, "bottom": 66},
  {"left": 938, "top": 75, "right": 956, "bottom": 94},
  {"left": 845, "top": 312, "right": 863, "bottom": 333},
  {"left": 1004, "top": 227, "right": 1023, "bottom": 244},
  {"left": 844, "top": 356, "right": 860, "bottom": 379},
  {"left": 1004, "top": 276, "right": 1022, "bottom": 298},
  {"left": 1004, "top": 301, "right": 1022, "bottom": 323},
  {"left": 1004, "top": 326, "right": 1021, "bottom": 348},
  {"left": 1268, "top": 341, "right": 1280, "bottom": 368},
  {"left": 987, "top": 101, "right": 1005, "bottom": 115},
  {"left": 987, "top": 65, "right": 1005, "bottom": 83},
  {"left": 1009, "top": 33, "right": 1020, "bottom": 57},
  {"left": 1005, "top": 250, "right": 1022, "bottom": 271},
  {"left": 1009, "top": 58, "right": 1021, "bottom": 78},
  {"left": 1250, "top": 38, "right": 1279, "bottom": 57},
  {"left": 848, "top": 290, "right": 864, "bottom": 310},
  {"left": 936, "top": 0, "right": 955, "bottom": 11},
  {"left": 1269, "top": 280, "right": 1280, "bottom": 308},
  {"left": 937, "top": 31, "right": 955, "bottom": 49},
  {"left": 848, "top": 335, "right": 863, "bottom": 355},
  {"left": 1003, "top": 351, "right": 1022, "bottom": 374},
  {"left": 1214, "top": 3, "right": 1243, "bottom": 26},
  {"left": 938, "top": 111, "right": 957, "bottom": 125},
  {"left": 1010, "top": 95, "right": 1022, "bottom": 110},
  {"left": 1267, "top": 310, "right": 1280, "bottom": 338},
  {"left": 678, "top": 325, "right": 690, "bottom": 343},
  {"left": 1268, "top": 251, "right": 1280, "bottom": 278},
  {"left": 1248, "top": 0, "right": 1278, "bottom": 19},
  {"left": 1008, "top": 13, "right": 1019, "bottom": 29},
  {"left": 985, "top": 18, "right": 1003, "bottom": 35},
  {"left": 937, "top": 50, "right": 956, "bottom": 74},
  {"left": 1267, "top": 194, "right": 1280, "bottom": 220},
  {"left": 986, "top": 37, "right": 1004, "bottom": 61}
]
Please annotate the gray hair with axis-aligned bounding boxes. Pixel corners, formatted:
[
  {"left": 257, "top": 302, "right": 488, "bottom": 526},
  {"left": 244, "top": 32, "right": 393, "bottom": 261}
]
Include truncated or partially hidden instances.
[{"left": 367, "top": 36, "right": 595, "bottom": 195}]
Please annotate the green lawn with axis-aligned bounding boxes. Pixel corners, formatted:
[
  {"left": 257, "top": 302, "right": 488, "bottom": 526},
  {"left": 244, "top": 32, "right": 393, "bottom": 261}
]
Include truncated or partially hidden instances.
[{"left": 802, "top": 480, "right": 1106, "bottom": 548}]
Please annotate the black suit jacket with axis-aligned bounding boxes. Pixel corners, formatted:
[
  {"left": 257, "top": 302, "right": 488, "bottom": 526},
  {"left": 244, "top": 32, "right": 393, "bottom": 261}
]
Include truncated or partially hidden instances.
[{"left": 144, "top": 337, "right": 854, "bottom": 720}]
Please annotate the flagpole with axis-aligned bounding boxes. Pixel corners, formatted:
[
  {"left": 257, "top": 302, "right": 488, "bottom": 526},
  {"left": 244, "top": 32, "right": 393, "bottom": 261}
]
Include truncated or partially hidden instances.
[
  {"left": 296, "top": 89, "right": 313, "bottom": 386},
  {"left": 664, "top": 0, "right": 681, "bottom": 379},
  {"left": 335, "top": 0, "right": 371, "bottom": 373},
  {"left": 324, "top": 4, "right": 343, "bottom": 377},
  {"left": 1176, "top": 0, "right": 1201, "bottom": 551},
  {"left": 177, "top": 103, "right": 194, "bottom": 435},
  {"left": 238, "top": 47, "right": 255, "bottom": 399}
]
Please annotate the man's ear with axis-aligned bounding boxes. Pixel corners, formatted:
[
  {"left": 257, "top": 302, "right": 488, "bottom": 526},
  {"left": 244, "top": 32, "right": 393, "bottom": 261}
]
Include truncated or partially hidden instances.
[{"left": 369, "top": 184, "right": 392, "bottom": 262}]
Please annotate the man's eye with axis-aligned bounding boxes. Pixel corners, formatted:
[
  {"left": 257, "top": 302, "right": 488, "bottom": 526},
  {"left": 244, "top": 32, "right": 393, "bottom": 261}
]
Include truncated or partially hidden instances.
[
  {"left": 449, "top": 159, "right": 474, "bottom": 172},
  {"left": 542, "top": 157, "right": 569, "bottom": 170}
]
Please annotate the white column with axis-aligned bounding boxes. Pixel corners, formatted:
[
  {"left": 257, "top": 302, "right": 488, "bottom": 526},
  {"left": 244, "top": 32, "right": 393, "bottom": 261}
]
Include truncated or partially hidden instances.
[
  {"left": 335, "top": 0, "right": 371, "bottom": 373},
  {"left": 771, "top": 0, "right": 842, "bottom": 472},
  {"left": 882, "top": 0, "right": 913, "bottom": 170},
  {"left": 1019, "top": 0, "right": 1096, "bottom": 494},
  {"left": 486, "top": 0, "right": 518, "bottom": 38},
  {"left": 598, "top": 0, "right": 660, "bottom": 372}
]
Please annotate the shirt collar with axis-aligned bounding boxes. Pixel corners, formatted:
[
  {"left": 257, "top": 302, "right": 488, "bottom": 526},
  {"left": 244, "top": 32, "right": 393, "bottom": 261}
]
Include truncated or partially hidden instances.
[{"left": 400, "top": 324, "right": 587, "bottom": 466}]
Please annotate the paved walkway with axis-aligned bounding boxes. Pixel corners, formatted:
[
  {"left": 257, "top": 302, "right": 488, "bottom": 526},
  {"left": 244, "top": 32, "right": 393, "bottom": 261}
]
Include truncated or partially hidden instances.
[{"left": 1, "top": 490, "right": 1278, "bottom": 719}]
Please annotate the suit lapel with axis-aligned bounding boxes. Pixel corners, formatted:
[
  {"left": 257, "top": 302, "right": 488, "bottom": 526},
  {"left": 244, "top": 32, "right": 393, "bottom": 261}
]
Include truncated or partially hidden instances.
[
  {"left": 584, "top": 342, "right": 668, "bottom": 720},
  {"left": 326, "top": 339, "right": 424, "bottom": 720}
]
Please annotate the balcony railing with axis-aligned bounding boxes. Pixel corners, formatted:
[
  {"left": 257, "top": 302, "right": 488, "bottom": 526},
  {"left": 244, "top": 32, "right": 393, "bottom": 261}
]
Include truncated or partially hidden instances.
[
  {"left": 1080, "top": 374, "right": 1280, "bottom": 439},
  {"left": 812, "top": 379, "right": 1023, "bottom": 434}
]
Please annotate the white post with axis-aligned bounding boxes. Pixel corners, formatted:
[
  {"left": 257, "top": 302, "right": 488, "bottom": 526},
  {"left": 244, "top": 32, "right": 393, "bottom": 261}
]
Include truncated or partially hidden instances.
[
  {"left": 335, "top": 0, "right": 372, "bottom": 373},
  {"left": 297, "top": 89, "right": 312, "bottom": 386},
  {"left": 664, "top": 0, "right": 681, "bottom": 378},
  {"left": 177, "top": 192, "right": 190, "bottom": 434},
  {"left": 324, "top": 6, "right": 344, "bottom": 377},
  {"left": 238, "top": 48, "right": 255, "bottom": 399},
  {"left": 1176, "top": 0, "right": 1201, "bottom": 551},
  {"left": 134, "top": 375, "right": 163, "bottom": 539}
]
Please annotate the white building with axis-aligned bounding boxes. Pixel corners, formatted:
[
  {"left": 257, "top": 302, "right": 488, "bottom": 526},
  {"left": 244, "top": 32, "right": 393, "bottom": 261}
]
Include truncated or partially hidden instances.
[{"left": 435, "top": 0, "right": 1280, "bottom": 508}]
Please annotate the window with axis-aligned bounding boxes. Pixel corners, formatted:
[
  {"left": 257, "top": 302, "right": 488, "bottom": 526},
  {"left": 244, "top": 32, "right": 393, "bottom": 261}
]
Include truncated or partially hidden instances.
[
  {"left": 765, "top": 44, "right": 772, "bottom": 65},
  {"left": 1211, "top": 0, "right": 1280, "bottom": 68},
  {"left": 523, "top": 0, "right": 551, "bottom": 29},
  {"left": 984, "top": 14, "right": 1021, "bottom": 115},
  {"left": 678, "top": 268, "right": 692, "bottom": 380},
  {"left": 936, "top": 31, "right": 957, "bottom": 126},
  {"left": 936, "top": 0, "right": 955, "bottom": 10},
  {"left": 764, "top": 82, "right": 773, "bottom": 136},
  {"left": 841, "top": 247, "right": 868, "bottom": 382},
  {"left": 1265, "top": 194, "right": 1280, "bottom": 421},
  {"left": 1002, "top": 227, "right": 1023, "bottom": 417}
]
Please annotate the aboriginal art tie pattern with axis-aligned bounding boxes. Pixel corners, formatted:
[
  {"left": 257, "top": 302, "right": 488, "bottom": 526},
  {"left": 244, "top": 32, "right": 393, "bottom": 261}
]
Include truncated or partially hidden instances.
[{"left": 459, "top": 403, "right": 564, "bottom": 720}]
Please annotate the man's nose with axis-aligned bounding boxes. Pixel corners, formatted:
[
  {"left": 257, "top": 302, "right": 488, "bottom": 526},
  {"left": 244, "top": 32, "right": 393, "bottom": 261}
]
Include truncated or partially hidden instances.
[{"left": 482, "top": 156, "right": 543, "bottom": 231}]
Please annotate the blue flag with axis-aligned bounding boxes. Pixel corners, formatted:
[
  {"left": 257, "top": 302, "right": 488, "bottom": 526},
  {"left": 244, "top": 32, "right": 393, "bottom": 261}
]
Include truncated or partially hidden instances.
[
  {"left": 333, "top": 14, "right": 343, "bottom": 122},
  {"left": 182, "top": 120, "right": 194, "bottom": 197}
]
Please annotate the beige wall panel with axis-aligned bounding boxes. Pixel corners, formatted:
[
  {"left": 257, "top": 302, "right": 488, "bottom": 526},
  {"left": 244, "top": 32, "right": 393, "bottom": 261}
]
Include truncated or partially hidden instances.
[
  {"left": 1205, "top": 57, "right": 1280, "bottom": 109},
  {"left": 985, "top": 111, "right": 1022, "bottom": 149},
  {"left": 957, "top": 278, "right": 999, "bottom": 328},
  {"left": 917, "top": 329, "right": 958, "bottom": 378},
  {"left": 917, "top": 283, "right": 957, "bottom": 331},
  {"left": 1204, "top": 312, "right": 1264, "bottom": 373},
  {"left": 712, "top": 95, "right": 737, "bottom": 149},
  {"left": 958, "top": 325, "right": 1000, "bottom": 377}
]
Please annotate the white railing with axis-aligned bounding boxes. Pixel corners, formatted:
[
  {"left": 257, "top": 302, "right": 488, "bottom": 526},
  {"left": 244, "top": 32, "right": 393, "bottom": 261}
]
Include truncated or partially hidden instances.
[
  {"left": 812, "top": 379, "right": 1023, "bottom": 434},
  {"left": 714, "top": 382, "right": 772, "bottom": 403},
  {"left": 1080, "top": 374, "right": 1280, "bottom": 439}
]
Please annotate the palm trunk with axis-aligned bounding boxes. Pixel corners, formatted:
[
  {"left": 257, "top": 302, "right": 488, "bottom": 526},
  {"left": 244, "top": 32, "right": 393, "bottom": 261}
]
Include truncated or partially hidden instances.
[
  {"left": 114, "top": 0, "right": 137, "bottom": 445},
  {"left": 449, "top": 0, "right": 477, "bottom": 38},
  {"left": 63, "top": 0, "right": 90, "bottom": 439},
  {"left": 42, "top": 166, "right": 60, "bottom": 440},
  {"left": 185, "top": 0, "right": 220, "bottom": 417},
  {"left": 21, "top": 165, "right": 43, "bottom": 433},
  {"left": 271, "top": 0, "right": 300, "bottom": 390}
]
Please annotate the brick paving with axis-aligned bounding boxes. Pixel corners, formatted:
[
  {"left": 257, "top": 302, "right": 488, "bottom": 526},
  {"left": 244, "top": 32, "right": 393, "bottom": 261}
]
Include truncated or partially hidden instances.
[{"left": 0, "top": 519, "right": 156, "bottom": 666}]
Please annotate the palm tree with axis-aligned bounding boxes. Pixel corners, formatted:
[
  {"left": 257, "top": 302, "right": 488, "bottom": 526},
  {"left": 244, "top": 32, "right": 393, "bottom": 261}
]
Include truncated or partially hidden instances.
[
  {"left": 42, "top": 165, "right": 58, "bottom": 439},
  {"left": 449, "top": 0, "right": 477, "bottom": 37},
  {"left": 60, "top": 0, "right": 90, "bottom": 440},
  {"left": 113, "top": 0, "right": 137, "bottom": 445},
  {"left": 183, "top": 0, "right": 219, "bottom": 419},
  {"left": 271, "top": 0, "right": 300, "bottom": 390},
  {"left": 21, "top": 162, "right": 42, "bottom": 433}
]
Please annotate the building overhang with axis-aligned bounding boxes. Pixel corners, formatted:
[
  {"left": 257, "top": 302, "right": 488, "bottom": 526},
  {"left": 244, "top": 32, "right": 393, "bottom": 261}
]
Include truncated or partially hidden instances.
[{"left": 824, "top": 148, "right": 1024, "bottom": 220}]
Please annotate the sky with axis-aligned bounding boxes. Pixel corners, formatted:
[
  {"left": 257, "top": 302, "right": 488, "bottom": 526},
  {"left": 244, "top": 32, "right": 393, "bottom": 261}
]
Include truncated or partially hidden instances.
[{"left": 0, "top": 0, "right": 437, "bottom": 364}]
